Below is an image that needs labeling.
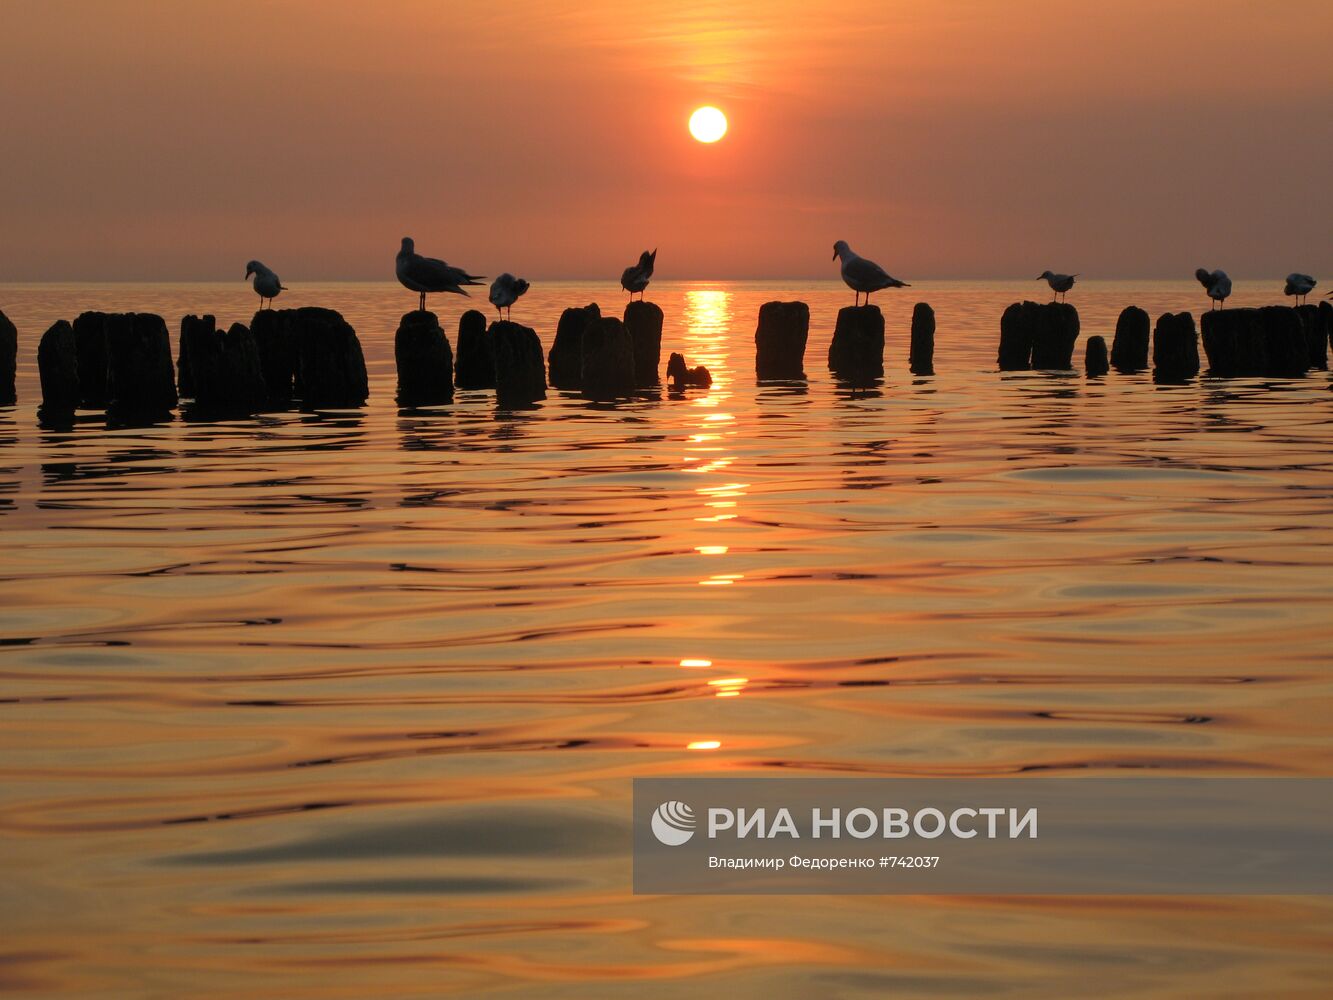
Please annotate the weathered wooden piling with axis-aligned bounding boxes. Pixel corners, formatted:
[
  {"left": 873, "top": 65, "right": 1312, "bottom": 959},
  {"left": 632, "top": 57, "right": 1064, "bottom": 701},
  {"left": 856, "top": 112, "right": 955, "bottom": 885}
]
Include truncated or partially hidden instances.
[
  {"left": 1258, "top": 306, "right": 1309, "bottom": 377},
  {"left": 0, "top": 309, "right": 16, "bottom": 405},
  {"left": 1321, "top": 302, "right": 1333, "bottom": 353},
  {"left": 1200, "top": 309, "right": 1259, "bottom": 377},
  {"left": 580, "top": 317, "right": 636, "bottom": 401},
  {"left": 454, "top": 309, "right": 493, "bottom": 389},
  {"left": 754, "top": 301, "right": 809, "bottom": 378},
  {"left": 1201, "top": 307, "right": 1307, "bottom": 377},
  {"left": 175, "top": 323, "right": 194, "bottom": 398},
  {"left": 667, "top": 352, "right": 712, "bottom": 390},
  {"left": 289, "top": 307, "right": 368, "bottom": 409},
  {"left": 998, "top": 302, "right": 1079, "bottom": 370},
  {"left": 1110, "top": 306, "right": 1150, "bottom": 372},
  {"left": 998, "top": 303, "right": 1034, "bottom": 370},
  {"left": 624, "top": 300, "right": 664, "bottom": 386},
  {"left": 1295, "top": 304, "right": 1328, "bottom": 371},
  {"left": 548, "top": 304, "right": 600, "bottom": 390},
  {"left": 72, "top": 312, "right": 109, "bottom": 407},
  {"left": 1031, "top": 303, "right": 1079, "bottom": 370},
  {"left": 394, "top": 310, "right": 454, "bottom": 406},
  {"left": 1085, "top": 335, "right": 1109, "bottom": 377},
  {"left": 251, "top": 310, "right": 298, "bottom": 407},
  {"left": 37, "top": 320, "right": 79, "bottom": 415},
  {"left": 909, "top": 302, "right": 935, "bottom": 376},
  {"left": 491, "top": 321, "right": 547, "bottom": 408},
  {"left": 1153, "top": 312, "right": 1200, "bottom": 381},
  {"left": 667, "top": 352, "right": 687, "bottom": 386},
  {"left": 180, "top": 315, "right": 266, "bottom": 415},
  {"left": 829, "top": 304, "right": 885, "bottom": 378},
  {"left": 105, "top": 313, "right": 177, "bottom": 417}
]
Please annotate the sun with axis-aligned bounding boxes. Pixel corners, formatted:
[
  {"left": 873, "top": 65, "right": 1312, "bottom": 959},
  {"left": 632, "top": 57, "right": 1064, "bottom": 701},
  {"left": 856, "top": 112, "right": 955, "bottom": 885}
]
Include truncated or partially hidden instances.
[{"left": 689, "top": 106, "right": 728, "bottom": 144}]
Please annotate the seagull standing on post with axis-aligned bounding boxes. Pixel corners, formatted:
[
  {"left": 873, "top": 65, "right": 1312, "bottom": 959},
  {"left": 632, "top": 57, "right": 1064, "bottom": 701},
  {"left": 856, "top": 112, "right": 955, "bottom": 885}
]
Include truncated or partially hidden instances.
[
  {"left": 1284, "top": 273, "right": 1316, "bottom": 305},
  {"left": 245, "top": 260, "right": 287, "bottom": 309},
  {"left": 621, "top": 249, "right": 656, "bottom": 301},
  {"left": 1195, "top": 268, "right": 1232, "bottom": 310},
  {"left": 1037, "top": 270, "right": 1077, "bottom": 303},
  {"left": 832, "top": 240, "right": 909, "bottom": 306},
  {"left": 395, "top": 237, "right": 484, "bottom": 312},
  {"left": 489, "top": 273, "right": 530, "bottom": 320}
]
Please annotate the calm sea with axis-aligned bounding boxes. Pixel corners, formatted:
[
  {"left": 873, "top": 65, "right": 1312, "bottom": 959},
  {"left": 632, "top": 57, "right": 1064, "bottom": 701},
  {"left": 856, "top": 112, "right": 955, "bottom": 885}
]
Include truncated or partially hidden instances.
[{"left": 1, "top": 280, "right": 1330, "bottom": 997}]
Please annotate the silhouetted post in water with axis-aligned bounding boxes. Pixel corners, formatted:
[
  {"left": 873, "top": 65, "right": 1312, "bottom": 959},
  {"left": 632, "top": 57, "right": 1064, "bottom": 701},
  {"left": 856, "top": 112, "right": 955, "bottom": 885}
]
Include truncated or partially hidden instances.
[
  {"left": 105, "top": 313, "right": 177, "bottom": 419},
  {"left": 1111, "top": 306, "right": 1150, "bottom": 372},
  {"left": 667, "top": 352, "right": 686, "bottom": 387},
  {"left": 755, "top": 301, "right": 809, "bottom": 378},
  {"left": 1201, "top": 309, "right": 1258, "bottom": 376},
  {"left": 1153, "top": 312, "right": 1199, "bottom": 381},
  {"left": 1321, "top": 301, "right": 1333, "bottom": 359},
  {"left": 1030, "top": 303, "right": 1079, "bottom": 369},
  {"left": 176, "top": 317, "right": 195, "bottom": 398},
  {"left": 998, "top": 303, "right": 1034, "bottom": 370},
  {"left": 1201, "top": 307, "right": 1307, "bottom": 377},
  {"left": 580, "top": 316, "right": 636, "bottom": 401},
  {"left": 491, "top": 321, "right": 547, "bottom": 408},
  {"left": 1085, "top": 335, "right": 1109, "bottom": 376},
  {"left": 829, "top": 304, "right": 884, "bottom": 378},
  {"left": 290, "top": 308, "right": 368, "bottom": 409},
  {"left": 997, "top": 301, "right": 1078, "bottom": 370},
  {"left": 548, "top": 304, "right": 600, "bottom": 390},
  {"left": 251, "top": 310, "right": 298, "bottom": 408},
  {"left": 667, "top": 352, "right": 712, "bottom": 390},
  {"left": 0, "top": 310, "right": 15, "bottom": 405},
  {"left": 1295, "top": 304, "right": 1328, "bottom": 370},
  {"left": 394, "top": 311, "right": 454, "bottom": 406},
  {"left": 1257, "top": 307, "right": 1308, "bottom": 377},
  {"left": 454, "top": 309, "right": 493, "bottom": 389},
  {"left": 909, "top": 302, "right": 935, "bottom": 375},
  {"left": 37, "top": 320, "right": 78, "bottom": 415},
  {"left": 180, "top": 314, "right": 266, "bottom": 415},
  {"left": 624, "top": 300, "right": 663, "bottom": 386},
  {"left": 72, "top": 312, "right": 109, "bottom": 407}
]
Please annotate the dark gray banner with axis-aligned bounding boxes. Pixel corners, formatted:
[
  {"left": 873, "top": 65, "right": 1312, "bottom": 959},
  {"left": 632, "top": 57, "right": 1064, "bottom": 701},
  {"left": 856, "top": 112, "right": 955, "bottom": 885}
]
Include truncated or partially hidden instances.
[{"left": 633, "top": 778, "right": 1333, "bottom": 894}]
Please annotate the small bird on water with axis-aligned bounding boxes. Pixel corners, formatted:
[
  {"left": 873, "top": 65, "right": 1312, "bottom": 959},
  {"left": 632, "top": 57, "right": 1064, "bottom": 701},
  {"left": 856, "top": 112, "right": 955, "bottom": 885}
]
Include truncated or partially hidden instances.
[
  {"left": 621, "top": 249, "right": 656, "bottom": 300},
  {"left": 1284, "top": 273, "right": 1316, "bottom": 305},
  {"left": 395, "top": 237, "right": 484, "bottom": 312},
  {"left": 1195, "top": 268, "right": 1232, "bottom": 310},
  {"left": 832, "top": 240, "right": 909, "bottom": 306},
  {"left": 245, "top": 260, "right": 286, "bottom": 309},
  {"left": 1037, "top": 270, "right": 1077, "bottom": 303},
  {"left": 489, "top": 273, "right": 530, "bottom": 320}
]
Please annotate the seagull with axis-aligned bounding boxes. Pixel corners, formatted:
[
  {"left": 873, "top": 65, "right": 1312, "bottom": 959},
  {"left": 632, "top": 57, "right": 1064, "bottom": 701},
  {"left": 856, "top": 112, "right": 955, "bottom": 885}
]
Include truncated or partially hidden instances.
[
  {"left": 395, "top": 237, "right": 484, "bottom": 312},
  {"left": 832, "top": 240, "right": 909, "bottom": 306},
  {"left": 245, "top": 260, "right": 287, "bottom": 309},
  {"left": 621, "top": 249, "right": 656, "bottom": 301},
  {"left": 1195, "top": 268, "right": 1232, "bottom": 310},
  {"left": 488, "top": 273, "right": 530, "bottom": 320},
  {"left": 1284, "top": 273, "right": 1316, "bottom": 305},
  {"left": 1037, "top": 270, "right": 1078, "bottom": 303}
]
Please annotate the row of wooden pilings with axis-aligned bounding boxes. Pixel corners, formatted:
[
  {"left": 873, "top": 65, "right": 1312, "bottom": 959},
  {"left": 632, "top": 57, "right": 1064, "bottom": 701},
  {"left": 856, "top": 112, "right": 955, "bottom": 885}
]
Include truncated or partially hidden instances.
[
  {"left": 3, "top": 298, "right": 1329, "bottom": 424},
  {"left": 999, "top": 300, "right": 1333, "bottom": 379}
]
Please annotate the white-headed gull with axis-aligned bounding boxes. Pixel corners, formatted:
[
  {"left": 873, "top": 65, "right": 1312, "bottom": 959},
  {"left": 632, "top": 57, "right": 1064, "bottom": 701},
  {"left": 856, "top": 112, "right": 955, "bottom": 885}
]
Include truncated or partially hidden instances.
[
  {"left": 1283, "top": 273, "right": 1316, "bottom": 305},
  {"left": 245, "top": 260, "right": 286, "bottom": 309},
  {"left": 1195, "top": 268, "right": 1232, "bottom": 310},
  {"left": 621, "top": 249, "right": 656, "bottom": 300},
  {"left": 832, "top": 241, "right": 909, "bottom": 306},
  {"left": 396, "top": 237, "right": 484, "bottom": 312},
  {"left": 489, "top": 273, "right": 530, "bottom": 320},
  {"left": 1037, "top": 270, "right": 1078, "bottom": 303}
]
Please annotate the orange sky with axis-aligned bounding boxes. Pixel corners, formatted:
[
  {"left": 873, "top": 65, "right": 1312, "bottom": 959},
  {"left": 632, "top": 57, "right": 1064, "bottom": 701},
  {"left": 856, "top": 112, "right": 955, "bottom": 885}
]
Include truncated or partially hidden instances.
[{"left": 1, "top": 0, "right": 1331, "bottom": 280}]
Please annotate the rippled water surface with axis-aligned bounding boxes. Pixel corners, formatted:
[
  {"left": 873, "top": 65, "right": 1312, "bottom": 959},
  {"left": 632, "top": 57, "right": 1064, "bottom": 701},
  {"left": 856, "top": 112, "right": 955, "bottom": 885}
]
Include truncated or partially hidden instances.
[{"left": 1, "top": 280, "right": 1331, "bottom": 997}]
